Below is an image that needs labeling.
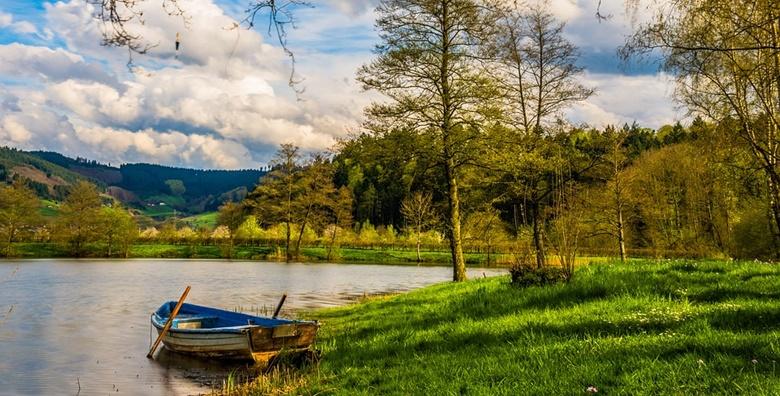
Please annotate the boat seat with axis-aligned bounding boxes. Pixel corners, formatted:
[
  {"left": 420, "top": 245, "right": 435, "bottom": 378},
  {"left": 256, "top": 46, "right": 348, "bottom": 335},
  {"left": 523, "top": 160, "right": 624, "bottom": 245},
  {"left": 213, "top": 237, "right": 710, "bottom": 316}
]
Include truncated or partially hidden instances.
[{"left": 172, "top": 315, "right": 219, "bottom": 329}]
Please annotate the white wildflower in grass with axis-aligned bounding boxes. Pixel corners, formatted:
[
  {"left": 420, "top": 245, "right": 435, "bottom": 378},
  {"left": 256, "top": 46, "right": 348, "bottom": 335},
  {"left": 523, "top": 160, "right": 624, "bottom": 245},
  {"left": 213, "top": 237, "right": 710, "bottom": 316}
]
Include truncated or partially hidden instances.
[
  {"left": 752, "top": 359, "right": 759, "bottom": 364},
  {"left": 586, "top": 385, "right": 598, "bottom": 393}
]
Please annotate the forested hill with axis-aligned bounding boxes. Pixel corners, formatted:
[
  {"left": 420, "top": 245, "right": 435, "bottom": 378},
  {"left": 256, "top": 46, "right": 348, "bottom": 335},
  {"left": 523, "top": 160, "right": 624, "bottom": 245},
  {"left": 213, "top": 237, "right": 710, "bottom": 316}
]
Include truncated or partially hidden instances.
[
  {"left": 0, "top": 147, "right": 90, "bottom": 200},
  {"left": 117, "top": 163, "right": 265, "bottom": 199},
  {"left": 1, "top": 148, "right": 266, "bottom": 216}
]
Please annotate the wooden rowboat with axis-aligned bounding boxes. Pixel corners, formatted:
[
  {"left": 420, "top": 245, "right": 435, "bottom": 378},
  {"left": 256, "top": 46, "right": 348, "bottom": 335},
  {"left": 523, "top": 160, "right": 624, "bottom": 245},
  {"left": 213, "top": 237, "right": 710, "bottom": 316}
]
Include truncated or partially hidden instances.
[{"left": 151, "top": 301, "right": 319, "bottom": 364}]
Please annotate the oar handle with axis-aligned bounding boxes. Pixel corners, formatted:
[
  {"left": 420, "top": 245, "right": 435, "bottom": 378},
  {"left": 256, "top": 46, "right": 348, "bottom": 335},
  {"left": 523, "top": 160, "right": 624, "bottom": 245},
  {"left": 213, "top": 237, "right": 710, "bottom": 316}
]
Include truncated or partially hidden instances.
[
  {"left": 272, "top": 293, "right": 287, "bottom": 319},
  {"left": 147, "top": 286, "right": 191, "bottom": 359}
]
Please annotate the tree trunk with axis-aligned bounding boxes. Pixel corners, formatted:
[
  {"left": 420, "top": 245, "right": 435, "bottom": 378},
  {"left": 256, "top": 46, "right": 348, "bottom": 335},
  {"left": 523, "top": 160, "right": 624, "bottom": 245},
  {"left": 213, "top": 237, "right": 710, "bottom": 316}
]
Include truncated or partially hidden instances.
[
  {"left": 617, "top": 206, "right": 626, "bottom": 262},
  {"left": 416, "top": 232, "right": 421, "bottom": 263},
  {"left": 294, "top": 206, "right": 311, "bottom": 259},
  {"left": 445, "top": 159, "right": 467, "bottom": 282},
  {"left": 285, "top": 220, "right": 292, "bottom": 262},
  {"left": 768, "top": 177, "right": 780, "bottom": 256},
  {"left": 531, "top": 201, "right": 546, "bottom": 268},
  {"left": 327, "top": 224, "right": 337, "bottom": 261},
  {"left": 439, "top": 0, "right": 465, "bottom": 282}
]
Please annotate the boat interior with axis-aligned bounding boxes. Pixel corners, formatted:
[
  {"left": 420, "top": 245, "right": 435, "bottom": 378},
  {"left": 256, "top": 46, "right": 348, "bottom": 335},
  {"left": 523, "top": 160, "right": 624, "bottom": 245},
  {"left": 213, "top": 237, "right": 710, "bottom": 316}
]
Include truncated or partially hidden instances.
[{"left": 154, "top": 302, "right": 298, "bottom": 330}]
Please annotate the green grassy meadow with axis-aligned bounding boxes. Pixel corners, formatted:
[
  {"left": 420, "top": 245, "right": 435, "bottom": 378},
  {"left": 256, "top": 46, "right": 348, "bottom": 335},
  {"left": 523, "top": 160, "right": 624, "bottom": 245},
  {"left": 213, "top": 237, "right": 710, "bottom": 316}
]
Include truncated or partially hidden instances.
[
  {"left": 230, "top": 259, "right": 780, "bottom": 395},
  {"left": 182, "top": 211, "right": 219, "bottom": 229}
]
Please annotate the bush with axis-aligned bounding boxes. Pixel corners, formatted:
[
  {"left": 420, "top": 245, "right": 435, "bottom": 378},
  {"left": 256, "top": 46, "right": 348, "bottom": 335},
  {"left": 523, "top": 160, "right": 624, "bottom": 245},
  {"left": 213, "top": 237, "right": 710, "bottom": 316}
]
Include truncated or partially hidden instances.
[{"left": 509, "top": 261, "right": 566, "bottom": 287}]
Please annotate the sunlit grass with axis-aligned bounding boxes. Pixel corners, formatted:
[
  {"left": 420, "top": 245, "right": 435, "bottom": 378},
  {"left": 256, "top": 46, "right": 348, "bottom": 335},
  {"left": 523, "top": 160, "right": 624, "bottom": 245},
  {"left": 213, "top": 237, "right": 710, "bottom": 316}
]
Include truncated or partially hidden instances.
[{"left": 234, "top": 259, "right": 780, "bottom": 395}]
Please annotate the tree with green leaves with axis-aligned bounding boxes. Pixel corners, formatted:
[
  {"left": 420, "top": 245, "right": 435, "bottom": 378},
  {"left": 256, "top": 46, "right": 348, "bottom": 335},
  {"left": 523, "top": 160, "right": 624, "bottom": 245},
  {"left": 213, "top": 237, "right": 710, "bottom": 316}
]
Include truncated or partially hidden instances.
[
  {"left": 583, "top": 126, "right": 632, "bottom": 261},
  {"left": 327, "top": 186, "right": 354, "bottom": 261},
  {"left": 0, "top": 181, "right": 42, "bottom": 256},
  {"left": 217, "top": 201, "right": 246, "bottom": 258},
  {"left": 55, "top": 181, "right": 104, "bottom": 256},
  {"left": 292, "top": 153, "right": 337, "bottom": 258},
  {"left": 623, "top": 0, "right": 780, "bottom": 254},
  {"left": 358, "top": 0, "right": 499, "bottom": 281},
  {"left": 100, "top": 205, "right": 138, "bottom": 258},
  {"left": 164, "top": 179, "right": 186, "bottom": 196},
  {"left": 246, "top": 144, "right": 304, "bottom": 261},
  {"left": 491, "top": 3, "right": 593, "bottom": 267}
]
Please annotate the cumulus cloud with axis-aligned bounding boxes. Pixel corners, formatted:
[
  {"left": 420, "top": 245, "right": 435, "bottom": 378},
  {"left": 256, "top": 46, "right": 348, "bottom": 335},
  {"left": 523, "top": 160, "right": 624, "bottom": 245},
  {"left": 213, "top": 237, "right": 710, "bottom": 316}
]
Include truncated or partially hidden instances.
[
  {"left": 0, "top": 0, "right": 372, "bottom": 168},
  {"left": 567, "top": 72, "right": 683, "bottom": 128},
  {"left": 0, "top": 0, "right": 678, "bottom": 170},
  {"left": 0, "top": 44, "right": 117, "bottom": 85},
  {"left": 0, "top": 11, "right": 38, "bottom": 35}
]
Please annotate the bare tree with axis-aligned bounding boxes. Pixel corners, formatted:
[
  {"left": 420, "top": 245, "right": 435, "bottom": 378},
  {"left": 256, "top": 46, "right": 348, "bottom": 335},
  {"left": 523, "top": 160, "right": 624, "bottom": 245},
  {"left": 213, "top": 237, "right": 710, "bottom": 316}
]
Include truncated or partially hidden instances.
[
  {"left": 548, "top": 168, "right": 582, "bottom": 280},
  {"left": 585, "top": 126, "right": 632, "bottom": 261},
  {"left": 91, "top": 0, "right": 311, "bottom": 90},
  {"left": 400, "top": 191, "right": 436, "bottom": 262},
  {"left": 491, "top": 2, "right": 593, "bottom": 268}
]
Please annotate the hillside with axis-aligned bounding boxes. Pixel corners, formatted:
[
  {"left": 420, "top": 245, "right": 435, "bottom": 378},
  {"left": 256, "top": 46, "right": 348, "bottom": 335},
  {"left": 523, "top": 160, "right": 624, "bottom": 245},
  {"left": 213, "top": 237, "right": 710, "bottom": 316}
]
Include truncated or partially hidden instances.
[
  {"left": 1, "top": 147, "right": 266, "bottom": 218},
  {"left": 0, "top": 147, "right": 92, "bottom": 200}
]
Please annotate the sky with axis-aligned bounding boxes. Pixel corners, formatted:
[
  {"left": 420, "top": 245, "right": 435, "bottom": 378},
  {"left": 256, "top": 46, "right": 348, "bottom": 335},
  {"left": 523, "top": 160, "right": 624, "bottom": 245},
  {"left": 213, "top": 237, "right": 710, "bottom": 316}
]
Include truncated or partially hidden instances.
[{"left": 0, "top": 0, "right": 681, "bottom": 169}]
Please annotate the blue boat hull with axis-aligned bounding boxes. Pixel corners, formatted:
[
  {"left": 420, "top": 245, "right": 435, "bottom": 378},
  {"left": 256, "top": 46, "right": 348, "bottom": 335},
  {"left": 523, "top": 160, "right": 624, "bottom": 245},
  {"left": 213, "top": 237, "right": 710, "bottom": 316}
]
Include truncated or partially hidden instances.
[{"left": 151, "top": 302, "right": 319, "bottom": 362}]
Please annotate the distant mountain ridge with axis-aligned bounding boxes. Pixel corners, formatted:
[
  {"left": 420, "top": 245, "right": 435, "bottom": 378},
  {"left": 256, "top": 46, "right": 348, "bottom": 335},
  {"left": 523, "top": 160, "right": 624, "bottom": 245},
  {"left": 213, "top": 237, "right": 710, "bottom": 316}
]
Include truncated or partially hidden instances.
[{"left": 1, "top": 147, "right": 266, "bottom": 217}]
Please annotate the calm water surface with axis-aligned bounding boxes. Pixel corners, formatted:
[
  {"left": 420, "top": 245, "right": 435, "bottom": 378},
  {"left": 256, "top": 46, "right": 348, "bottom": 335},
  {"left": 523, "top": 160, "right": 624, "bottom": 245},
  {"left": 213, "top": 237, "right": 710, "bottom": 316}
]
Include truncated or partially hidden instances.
[{"left": 0, "top": 259, "right": 504, "bottom": 395}]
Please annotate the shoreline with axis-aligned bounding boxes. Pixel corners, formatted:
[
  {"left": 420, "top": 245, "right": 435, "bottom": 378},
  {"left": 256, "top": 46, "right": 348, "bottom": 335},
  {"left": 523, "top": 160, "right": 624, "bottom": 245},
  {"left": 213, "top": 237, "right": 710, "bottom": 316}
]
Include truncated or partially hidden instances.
[{"left": 2, "top": 242, "right": 517, "bottom": 268}]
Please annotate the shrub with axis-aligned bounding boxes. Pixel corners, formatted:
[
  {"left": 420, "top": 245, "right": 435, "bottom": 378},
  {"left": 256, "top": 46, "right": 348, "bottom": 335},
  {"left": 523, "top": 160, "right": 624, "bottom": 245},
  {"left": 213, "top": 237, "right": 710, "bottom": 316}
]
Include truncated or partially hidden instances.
[{"left": 509, "top": 260, "right": 566, "bottom": 287}]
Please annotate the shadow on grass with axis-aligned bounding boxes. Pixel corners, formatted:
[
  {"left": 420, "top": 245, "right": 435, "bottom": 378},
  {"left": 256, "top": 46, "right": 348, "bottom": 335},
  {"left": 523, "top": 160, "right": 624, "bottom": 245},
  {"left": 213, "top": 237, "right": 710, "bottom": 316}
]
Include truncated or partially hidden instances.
[{"left": 317, "top": 261, "right": 780, "bottom": 377}]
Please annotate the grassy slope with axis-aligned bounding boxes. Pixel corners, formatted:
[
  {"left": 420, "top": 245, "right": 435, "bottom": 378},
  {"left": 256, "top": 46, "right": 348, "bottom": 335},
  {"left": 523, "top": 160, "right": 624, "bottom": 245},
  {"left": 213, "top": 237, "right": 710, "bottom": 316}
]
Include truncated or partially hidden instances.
[
  {"left": 182, "top": 211, "right": 218, "bottom": 229},
  {"left": 249, "top": 259, "right": 780, "bottom": 395},
  {"left": 0, "top": 147, "right": 86, "bottom": 185},
  {"left": 39, "top": 199, "right": 60, "bottom": 217}
]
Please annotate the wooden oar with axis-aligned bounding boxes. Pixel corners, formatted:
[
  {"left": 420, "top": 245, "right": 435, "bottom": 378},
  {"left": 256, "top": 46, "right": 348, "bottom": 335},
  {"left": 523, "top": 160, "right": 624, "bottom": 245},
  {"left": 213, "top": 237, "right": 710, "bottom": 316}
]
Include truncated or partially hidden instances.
[
  {"left": 147, "top": 286, "right": 191, "bottom": 359},
  {"left": 272, "top": 293, "right": 287, "bottom": 318}
]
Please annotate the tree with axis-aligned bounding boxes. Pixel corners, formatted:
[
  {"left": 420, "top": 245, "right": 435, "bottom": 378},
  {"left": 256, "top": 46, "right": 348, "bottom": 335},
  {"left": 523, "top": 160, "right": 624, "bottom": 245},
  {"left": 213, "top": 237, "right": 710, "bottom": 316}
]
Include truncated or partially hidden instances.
[
  {"left": 100, "top": 205, "right": 138, "bottom": 258},
  {"left": 358, "top": 0, "right": 499, "bottom": 281},
  {"left": 584, "top": 126, "right": 632, "bottom": 261},
  {"left": 246, "top": 144, "right": 303, "bottom": 261},
  {"left": 164, "top": 179, "right": 186, "bottom": 196},
  {"left": 55, "top": 181, "right": 104, "bottom": 256},
  {"left": 548, "top": 179, "right": 582, "bottom": 280},
  {"left": 292, "top": 153, "right": 337, "bottom": 258},
  {"left": 491, "top": 3, "right": 593, "bottom": 267},
  {"left": 400, "top": 191, "right": 436, "bottom": 262},
  {"left": 327, "top": 186, "right": 354, "bottom": 261},
  {"left": 93, "top": 0, "right": 311, "bottom": 91},
  {"left": 0, "top": 181, "right": 42, "bottom": 256},
  {"left": 623, "top": 0, "right": 780, "bottom": 255},
  {"left": 463, "top": 207, "right": 508, "bottom": 265},
  {"left": 217, "top": 201, "right": 246, "bottom": 258},
  {"left": 493, "top": 3, "right": 594, "bottom": 136}
]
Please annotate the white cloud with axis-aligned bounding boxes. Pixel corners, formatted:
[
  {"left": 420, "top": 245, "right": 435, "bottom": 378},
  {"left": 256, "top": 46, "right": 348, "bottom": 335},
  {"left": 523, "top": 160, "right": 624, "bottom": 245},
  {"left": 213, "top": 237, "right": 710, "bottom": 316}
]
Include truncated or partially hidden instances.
[
  {"left": 0, "top": 0, "right": 679, "bottom": 170},
  {"left": 567, "top": 72, "right": 683, "bottom": 128},
  {"left": 0, "top": 0, "right": 370, "bottom": 168},
  {"left": 0, "top": 44, "right": 116, "bottom": 85},
  {"left": 0, "top": 11, "right": 39, "bottom": 35}
]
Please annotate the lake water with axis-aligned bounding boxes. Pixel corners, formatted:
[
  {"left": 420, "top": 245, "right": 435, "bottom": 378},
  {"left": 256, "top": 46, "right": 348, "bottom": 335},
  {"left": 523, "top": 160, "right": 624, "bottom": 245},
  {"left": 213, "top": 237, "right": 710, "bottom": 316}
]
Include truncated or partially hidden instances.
[{"left": 0, "top": 259, "right": 505, "bottom": 395}]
